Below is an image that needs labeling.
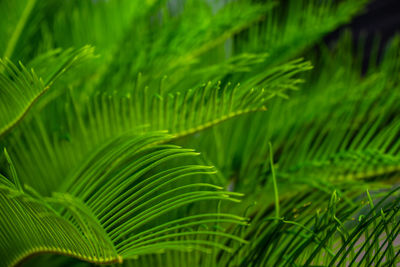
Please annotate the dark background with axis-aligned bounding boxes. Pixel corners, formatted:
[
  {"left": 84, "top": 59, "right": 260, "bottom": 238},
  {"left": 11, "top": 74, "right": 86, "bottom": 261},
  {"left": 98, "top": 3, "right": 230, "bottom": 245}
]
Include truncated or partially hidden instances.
[
  {"left": 326, "top": 0, "right": 400, "bottom": 66},
  {"left": 334, "top": 0, "right": 400, "bottom": 39}
]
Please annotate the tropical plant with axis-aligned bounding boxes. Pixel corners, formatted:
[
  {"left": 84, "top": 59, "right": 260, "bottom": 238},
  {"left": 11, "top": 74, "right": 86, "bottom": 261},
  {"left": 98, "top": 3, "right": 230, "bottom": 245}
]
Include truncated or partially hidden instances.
[{"left": 0, "top": 0, "right": 399, "bottom": 266}]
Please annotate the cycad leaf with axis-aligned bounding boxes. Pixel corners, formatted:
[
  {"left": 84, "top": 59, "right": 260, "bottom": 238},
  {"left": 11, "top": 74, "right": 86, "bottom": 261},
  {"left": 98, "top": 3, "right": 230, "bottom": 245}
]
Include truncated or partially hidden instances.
[
  {"left": 5, "top": 58, "right": 311, "bottom": 195},
  {"left": 224, "top": 186, "right": 400, "bottom": 266},
  {"left": 0, "top": 133, "right": 246, "bottom": 266},
  {"left": 236, "top": 0, "right": 369, "bottom": 65},
  {"left": 0, "top": 58, "right": 44, "bottom": 137},
  {"left": 0, "top": 46, "right": 94, "bottom": 137},
  {"left": 0, "top": 184, "right": 120, "bottom": 267},
  {"left": 184, "top": 33, "right": 400, "bottom": 194}
]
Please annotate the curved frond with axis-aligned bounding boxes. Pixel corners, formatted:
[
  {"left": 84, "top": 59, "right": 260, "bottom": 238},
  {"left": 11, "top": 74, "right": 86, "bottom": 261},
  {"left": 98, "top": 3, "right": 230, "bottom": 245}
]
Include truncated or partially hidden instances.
[
  {"left": 1, "top": 0, "right": 398, "bottom": 266},
  {"left": 0, "top": 183, "right": 120, "bottom": 266},
  {"left": 4, "top": 58, "right": 310, "bottom": 195},
  {"left": 0, "top": 133, "right": 246, "bottom": 266},
  {"left": 235, "top": 0, "right": 369, "bottom": 65},
  {"left": 211, "top": 186, "right": 400, "bottom": 266},
  {"left": 0, "top": 46, "right": 94, "bottom": 137},
  {"left": 0, "top": 58, "right": 45, "bottom": 137},
  {"left": 184, "top": 33, "right": 400, "bottom": 194}
]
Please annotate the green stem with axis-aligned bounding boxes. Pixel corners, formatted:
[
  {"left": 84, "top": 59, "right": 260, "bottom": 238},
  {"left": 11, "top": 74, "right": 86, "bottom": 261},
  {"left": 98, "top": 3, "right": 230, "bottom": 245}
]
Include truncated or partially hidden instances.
[
  {"left": 3, "top": 0, "right": 36, "bottom": 59},
  {"left": 269, "top": 142, "right": 280, "bottom": 219}
]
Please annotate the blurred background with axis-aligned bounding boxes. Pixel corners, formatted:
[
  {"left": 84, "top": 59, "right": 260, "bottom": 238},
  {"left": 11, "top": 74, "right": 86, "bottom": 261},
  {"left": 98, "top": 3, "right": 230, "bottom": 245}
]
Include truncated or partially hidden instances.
[{"left": 326, "top": 0, "right": 400, "bottom": 71}]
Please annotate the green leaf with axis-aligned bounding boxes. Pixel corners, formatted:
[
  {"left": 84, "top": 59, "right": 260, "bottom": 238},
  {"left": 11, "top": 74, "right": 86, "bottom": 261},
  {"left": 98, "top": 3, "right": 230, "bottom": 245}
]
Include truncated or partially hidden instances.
[
  {"left": 0, "top": 0, "right": 37, "bottom": 59},
  {"left": 0, "top": 58, "right": 45, "bottom": 137},
  {"left": 5, "top": 58, "right": 310, "bottom": 196},
  {"left": 0, "top": 46, "right": 94, "bottom": 137},
  {"left": 0, "top": 133, "right": 246, "bottom": 266}
]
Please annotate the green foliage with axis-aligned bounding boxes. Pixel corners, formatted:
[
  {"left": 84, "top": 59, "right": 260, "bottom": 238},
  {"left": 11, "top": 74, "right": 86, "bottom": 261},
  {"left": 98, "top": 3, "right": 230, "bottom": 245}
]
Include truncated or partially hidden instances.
[
  {"left": 0, "top": 46, "right": 94, "bottom": 137},
  {"left": 0, "top": 0, "right": 399, "bottom": 266}
]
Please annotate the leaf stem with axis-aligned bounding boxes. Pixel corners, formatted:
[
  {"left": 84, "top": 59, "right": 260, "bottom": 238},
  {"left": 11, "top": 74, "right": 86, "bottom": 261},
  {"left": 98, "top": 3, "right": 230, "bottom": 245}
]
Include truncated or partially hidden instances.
[
  {"left": 269, "top": 142, "right": 280, "bottom": 219},
  {"left": 3, "top": 0, "right": 36, "bottom": 59}
]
